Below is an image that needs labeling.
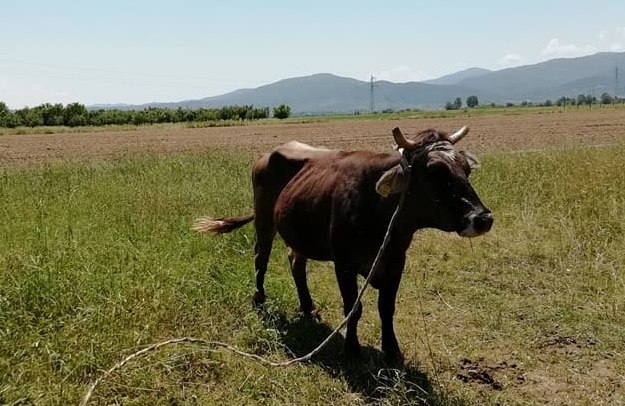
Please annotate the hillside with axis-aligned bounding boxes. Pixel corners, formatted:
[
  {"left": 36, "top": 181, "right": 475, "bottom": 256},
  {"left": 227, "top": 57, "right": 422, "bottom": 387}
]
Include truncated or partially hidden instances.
[
  {"left": 456, "top": 51, "right": 625, "bottom": 102},
  {"left": 91, "top": 52, "right": 625, "bottom": 114},
  {"left": 423, "top": 67, "right": 492, "bottom": 85}
]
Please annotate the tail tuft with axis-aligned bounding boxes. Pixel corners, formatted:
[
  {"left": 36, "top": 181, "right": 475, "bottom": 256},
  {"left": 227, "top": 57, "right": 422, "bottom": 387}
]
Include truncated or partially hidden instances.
[
  {"left": 191, "top": 217, "right": 227, "bottom": 234},
  {"left": 192, "top": 214, "right": 254, "bottom": 234}
]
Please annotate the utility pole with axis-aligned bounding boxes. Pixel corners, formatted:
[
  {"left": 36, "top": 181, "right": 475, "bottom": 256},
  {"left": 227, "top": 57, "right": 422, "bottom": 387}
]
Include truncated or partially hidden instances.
[
  {"left": 369, "top": 75, "right": 377, "bottom": 113},
  {"left": 615, "top": 65, "right": 621, "bottom": 103}
]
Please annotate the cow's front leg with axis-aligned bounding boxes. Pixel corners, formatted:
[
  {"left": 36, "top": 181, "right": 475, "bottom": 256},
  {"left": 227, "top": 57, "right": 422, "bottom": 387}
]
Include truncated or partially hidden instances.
[
  {"left": 334, "top": 262, "right": 362, "bottom": 358},
  {"left": 377, "top": 253, "right": 406, "bottom": 360},
  {"left": 378, "top": 276, "right": 402, "bottom": 360}
]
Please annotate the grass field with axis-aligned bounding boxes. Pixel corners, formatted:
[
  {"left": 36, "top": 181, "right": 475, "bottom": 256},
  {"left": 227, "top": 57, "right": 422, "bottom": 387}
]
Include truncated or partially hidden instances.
[{"left": 1, "top": 112, "right": 625, "bottom": 404}]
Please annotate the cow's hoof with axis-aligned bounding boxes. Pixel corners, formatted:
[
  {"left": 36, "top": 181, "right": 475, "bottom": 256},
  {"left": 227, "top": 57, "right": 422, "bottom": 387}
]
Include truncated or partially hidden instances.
[
  {"left": 309, "top": 307, "right": 322, "bottom": 321},
  {"left": 252, "top": 291, "right": 265, "bottom": 308},
  {"left": 383, "top": 348, "right": 405, "bottom": 364},
  {"left": 301, "top": 306, "right": 321, "bottom": 321},
  {"left": 344, "top": 342, "right": 362, "bottom": 360}
]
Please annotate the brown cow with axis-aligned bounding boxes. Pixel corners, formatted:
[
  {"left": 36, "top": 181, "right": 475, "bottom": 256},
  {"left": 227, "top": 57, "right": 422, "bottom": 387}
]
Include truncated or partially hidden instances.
[{"left": 193, "top": 127, "right": 493, "bottom": 359}]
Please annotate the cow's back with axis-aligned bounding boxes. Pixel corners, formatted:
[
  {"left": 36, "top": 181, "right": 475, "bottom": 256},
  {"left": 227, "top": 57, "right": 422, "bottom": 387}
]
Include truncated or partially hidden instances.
[
  {"left": 253, "top": 141, "right": 337, "bottom": 191},
  {"left": 273, "top": 150, "right": 400, "bottom": 261},
  {"left": 252, "top": 141, "right": 339, "bottom": 227}
]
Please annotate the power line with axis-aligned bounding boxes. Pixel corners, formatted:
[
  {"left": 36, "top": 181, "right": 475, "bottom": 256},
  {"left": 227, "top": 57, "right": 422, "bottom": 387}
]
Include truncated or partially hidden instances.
[{"left": 0, "top": 59, "right": 260, "bottom": 87}]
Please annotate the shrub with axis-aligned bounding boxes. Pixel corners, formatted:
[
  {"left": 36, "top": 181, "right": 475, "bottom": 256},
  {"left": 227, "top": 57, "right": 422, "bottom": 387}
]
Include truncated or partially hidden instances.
[{"left": 273, "top": 104, "right": 291, "bottom": 119}]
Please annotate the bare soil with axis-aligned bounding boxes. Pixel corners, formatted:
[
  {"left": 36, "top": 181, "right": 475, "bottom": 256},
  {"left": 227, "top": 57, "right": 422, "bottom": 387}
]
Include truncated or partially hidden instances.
[
  {"left": 1, "top": 109, "right": 624, "bottom": 167},
  {"left": 456, "top": 357, "right": 522, "bottom": 391}
]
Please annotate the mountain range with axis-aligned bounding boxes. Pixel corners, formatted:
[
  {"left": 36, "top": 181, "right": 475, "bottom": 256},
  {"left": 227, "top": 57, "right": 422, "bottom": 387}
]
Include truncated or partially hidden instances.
[{"left": 93, "top": 52, "right": 625, "bottom": 114}]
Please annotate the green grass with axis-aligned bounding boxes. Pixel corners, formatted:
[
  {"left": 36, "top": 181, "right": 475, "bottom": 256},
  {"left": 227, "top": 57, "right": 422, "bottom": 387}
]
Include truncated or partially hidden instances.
[{"left": 1, "top": 145, "right": 624, "bottom": 405}]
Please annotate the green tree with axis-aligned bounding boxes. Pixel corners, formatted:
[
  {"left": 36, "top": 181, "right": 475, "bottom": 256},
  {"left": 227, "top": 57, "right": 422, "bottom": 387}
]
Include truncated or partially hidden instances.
[
  {"left": 600, "top": 92, "right": 614, "bottom": 105},
  {"left": 41, "top": 103, "right": 65, "bottom": 126},
  {"left": 444, "top": 97, "right": 462, "bottom": 110},
  {"left": 466, "top": 95, "right": 479, "bottom": 108},
  {"left": 583, "top": 94, "right": 597, "bottom": 109},
  {"left": 0, "top": 102, "right": 273, "bottom": 128},
  {"left": 0, "top": 101, "right": 12, "bottom": 127},
  {"left": 454, "top": 97, "right": 462, "bottom": 109},
  {"left": 15, "top": 107, "right": 44, "bottom": 127},
  {"left": 63, "top": 102, "right": 88, "bottom": 126},
  {"left": 273, "top": 104, "right": 291, "bottom": 119}
]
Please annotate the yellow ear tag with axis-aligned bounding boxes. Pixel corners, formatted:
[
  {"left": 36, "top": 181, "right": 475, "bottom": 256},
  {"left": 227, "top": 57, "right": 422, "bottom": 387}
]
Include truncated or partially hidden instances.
[{"left": 375, "top": 171, "right": 393, "bottom": 198}]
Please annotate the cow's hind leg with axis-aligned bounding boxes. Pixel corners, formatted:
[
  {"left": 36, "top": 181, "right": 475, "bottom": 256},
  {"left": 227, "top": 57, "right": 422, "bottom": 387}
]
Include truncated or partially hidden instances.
[
  {"left": 288, "top": 248, "right": 319, "bottom": 319},
  {"left": 252, "top": 219, "right": 275, "bottom": 307}
]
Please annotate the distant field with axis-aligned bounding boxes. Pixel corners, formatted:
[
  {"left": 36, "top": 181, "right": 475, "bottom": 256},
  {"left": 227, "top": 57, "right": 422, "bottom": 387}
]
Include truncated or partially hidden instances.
[
  {"left": 1, "top": 109, "right": 624, "bottom": 405},
  {"left": 1, "top": 107, "right": 624, "bottom": 167}
]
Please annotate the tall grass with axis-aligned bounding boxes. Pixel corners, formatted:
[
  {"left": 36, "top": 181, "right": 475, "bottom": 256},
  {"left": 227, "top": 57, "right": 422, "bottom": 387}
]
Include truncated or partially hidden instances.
[{"left": 1, "top": 145, "right": 624, "bottom": 405}]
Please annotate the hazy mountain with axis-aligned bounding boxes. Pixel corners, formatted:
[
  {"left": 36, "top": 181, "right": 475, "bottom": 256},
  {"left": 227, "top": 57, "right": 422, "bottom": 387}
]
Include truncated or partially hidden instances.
[
  {"left": 456, "top": 51, "right": 625, "bottom": 102},
  {"left": 424, "top": 67, "right": 492, "bottom": 86},
  {"left": 117, "top": 73, "right": 497, "bottom": 114},
  {"left": 90, "top": 103, "right": 135, "bottom": 109},
  {"left": 91, "top": 52, "right": 625, "bottom": 113}
]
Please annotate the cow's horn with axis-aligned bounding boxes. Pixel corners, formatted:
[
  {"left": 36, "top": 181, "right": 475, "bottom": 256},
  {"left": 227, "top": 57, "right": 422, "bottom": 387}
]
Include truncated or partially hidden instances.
[
  {"left": 449, "top": 126, "right": 469, "bottom": 144},
  {"left": 392, "top": 127, "right": 417, "bottom": 149}
]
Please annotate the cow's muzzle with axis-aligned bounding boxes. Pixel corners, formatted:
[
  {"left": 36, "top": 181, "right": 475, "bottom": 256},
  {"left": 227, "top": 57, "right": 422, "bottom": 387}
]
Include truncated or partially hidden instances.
[{"left": 458, "top": 210, "right": 493, "bottom": 237}]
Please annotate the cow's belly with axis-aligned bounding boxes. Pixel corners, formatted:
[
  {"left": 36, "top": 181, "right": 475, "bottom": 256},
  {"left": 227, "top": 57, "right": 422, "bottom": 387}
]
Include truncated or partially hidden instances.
[
  {"left": 274, "top": 199, "right": 334, "bottom": 261},
  {"left": 273, "top": 177, "right": 336, "bottom": 261}
]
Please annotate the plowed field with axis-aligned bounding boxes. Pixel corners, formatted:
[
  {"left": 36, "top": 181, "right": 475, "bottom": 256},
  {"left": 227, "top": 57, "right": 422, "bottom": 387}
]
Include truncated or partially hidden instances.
[{"left": 1, "top": 109, "right": 624, "bottom": 167}]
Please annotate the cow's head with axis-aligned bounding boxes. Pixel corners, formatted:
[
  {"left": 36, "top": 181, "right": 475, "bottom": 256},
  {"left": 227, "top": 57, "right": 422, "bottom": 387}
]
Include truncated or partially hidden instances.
[{"left": 376, "top": 126, "right": 493, "bottom": 237}]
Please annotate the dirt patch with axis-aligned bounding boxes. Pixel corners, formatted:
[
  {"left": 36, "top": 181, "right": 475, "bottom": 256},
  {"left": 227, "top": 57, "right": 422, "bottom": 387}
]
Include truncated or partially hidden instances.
[
  {"left": 542, "top": 333, "right": 579, "bottom": 347},
  {"left": 455, "top": 357, "right": 525, "bottom": 391},
  {"left": 538, "top": 332, "right": 598, "bottom": 357},
  {"left": 1, "top": 109, "right": 624, "bottom": 168},
  {"left": 522, "top": 357, "right": 624, "bottom": 406}
]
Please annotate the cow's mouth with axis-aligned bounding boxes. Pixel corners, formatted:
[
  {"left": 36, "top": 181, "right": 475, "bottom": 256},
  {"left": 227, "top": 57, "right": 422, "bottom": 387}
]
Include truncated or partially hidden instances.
[{"left": 458, "top": 211, "right": 494, "bottom": 237}]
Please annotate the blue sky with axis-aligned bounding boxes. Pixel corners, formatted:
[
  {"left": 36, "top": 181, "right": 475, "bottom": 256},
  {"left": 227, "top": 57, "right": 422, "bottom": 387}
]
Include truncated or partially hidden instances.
[{"left": 1, "top": 0, "right": 624, "bottom": 108}]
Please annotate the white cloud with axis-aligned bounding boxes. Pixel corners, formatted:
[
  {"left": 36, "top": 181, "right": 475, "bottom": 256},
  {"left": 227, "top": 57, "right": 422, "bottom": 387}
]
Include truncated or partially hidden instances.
[
  {"left": 500, "top": 54, "right": 524, "bottom": 67},
  {"left": 374, "top": 66, "right": 426, "bottom": 83},
  {"left": 609, "top": 43, "right": 625, "bottom": 52},
  {"left": 593, "top": 28, "right": 625, "bottom": 54},
  {"left": 542, "top": 38, "right": 596, "bottom": 58},
  {"left": 599, "top": 28, "right": 625, "bottom": 43}
]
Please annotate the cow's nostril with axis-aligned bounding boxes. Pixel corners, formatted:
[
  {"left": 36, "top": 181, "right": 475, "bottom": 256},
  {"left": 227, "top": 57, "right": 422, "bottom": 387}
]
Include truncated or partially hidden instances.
[{"left": 474, "top": 212, "right": 493, "bottom": 232}]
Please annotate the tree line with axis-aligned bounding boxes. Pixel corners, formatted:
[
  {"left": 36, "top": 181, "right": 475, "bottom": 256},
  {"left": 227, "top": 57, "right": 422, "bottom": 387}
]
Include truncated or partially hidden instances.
[
  {"left": 445, "top": 92, "right": 624, "bottom": 110},
  {"left": 0, "top": 102, "right": 295, "bottom": 128}
]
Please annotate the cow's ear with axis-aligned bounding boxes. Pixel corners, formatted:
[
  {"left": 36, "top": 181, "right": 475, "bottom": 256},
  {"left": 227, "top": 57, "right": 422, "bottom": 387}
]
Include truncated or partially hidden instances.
[
  {"left": 460, "top": 150, "right": 480, "bottom": 170},
  {"left": 375, "top": 165, "right": 406, "bottom": 197}
]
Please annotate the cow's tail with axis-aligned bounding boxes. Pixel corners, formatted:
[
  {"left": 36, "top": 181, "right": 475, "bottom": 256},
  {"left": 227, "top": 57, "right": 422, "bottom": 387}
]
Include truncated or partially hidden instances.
[{"left": 192, "top": 214, "right": 254, "bottom": 234}]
